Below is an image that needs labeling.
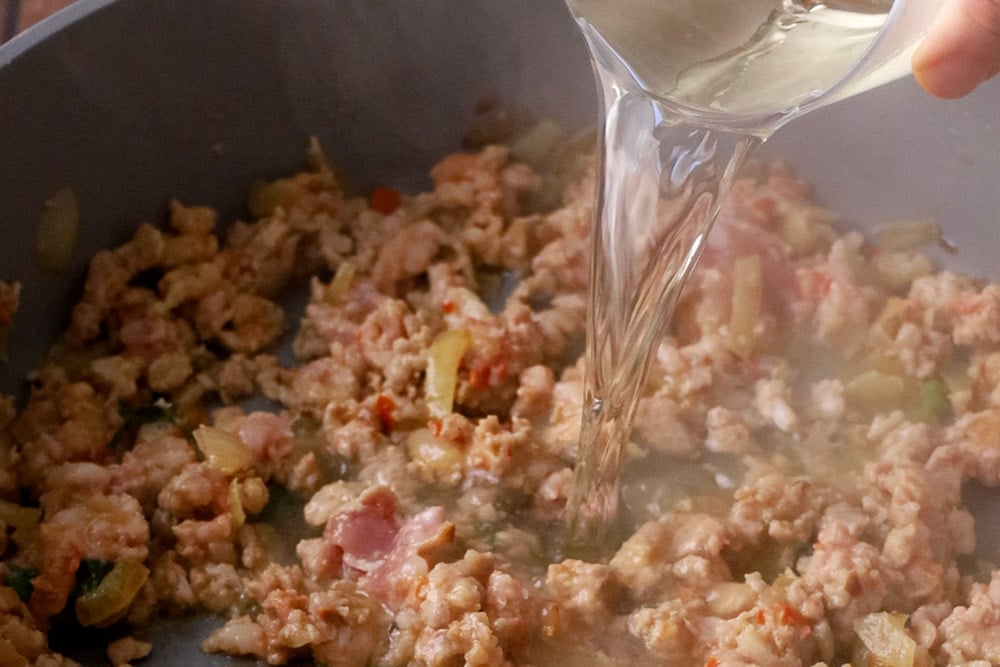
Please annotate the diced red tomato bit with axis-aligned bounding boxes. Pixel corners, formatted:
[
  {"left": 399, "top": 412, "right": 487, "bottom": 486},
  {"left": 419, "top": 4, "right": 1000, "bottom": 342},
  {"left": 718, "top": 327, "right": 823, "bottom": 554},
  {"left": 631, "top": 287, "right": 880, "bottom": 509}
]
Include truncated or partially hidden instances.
[
  {"left": 468, "top": 364, "right": 491, "bottom": 390},
  {"left": 370, "top": 186, "right": 402, "bottom": 215},
  {"left": 779, "top": 603, "right": 812, "bottom": 638},
  {"left": 429, "top": 418, "right": 443, "bottom": 437},
  {"left": 798, "top": 268, "right": 833, "bottom": 303},
  {"left": 753, "top": 196, "right": 778, "bottom": 221},
  {"left": 375, "top": 393, "right": 396, "bottom": 433},
  {"left": 316, "top": 606, "right": 337, "bottom": 622},
  {"left": 779, "top": 603, "right": 803, "bottom": 625},
  {"left": 954, "top": 296, "right": 986, "bottom": 316},
  {"left": 705, "top": 658, "right": 721, "bottom": 667},
  {"left": 442, "top": 299, "right": 456, "bottom": 313},
  {"left": 466, "top": 350, "right": 510, "bottom": 390},
  {"left": 756, "top": 609, "right": 766, "bottom": 625}
]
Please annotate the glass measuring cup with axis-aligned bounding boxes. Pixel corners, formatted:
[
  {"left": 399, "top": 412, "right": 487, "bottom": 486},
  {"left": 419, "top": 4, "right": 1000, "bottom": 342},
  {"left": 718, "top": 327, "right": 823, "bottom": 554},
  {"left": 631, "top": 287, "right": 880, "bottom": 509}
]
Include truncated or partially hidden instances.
[
  {"left": 563, "top": 0, "right": 943, "bottom": 547},
  {"left": 817, "top": 0, "right": 941, "bottom": 108},
  {"left": 567, "top": 0, "right": 943, "bottom": 133}
]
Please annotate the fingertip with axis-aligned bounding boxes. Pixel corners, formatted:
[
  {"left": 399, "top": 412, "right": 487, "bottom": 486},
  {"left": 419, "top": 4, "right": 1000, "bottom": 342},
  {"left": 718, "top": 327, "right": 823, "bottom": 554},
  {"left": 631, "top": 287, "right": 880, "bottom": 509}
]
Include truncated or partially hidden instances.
[
  {"left": 911, "top": 0, "right": 1000, "bottom": 99},
  {"left": 913, "top": 47, "right": 984, "bottom": 98}
]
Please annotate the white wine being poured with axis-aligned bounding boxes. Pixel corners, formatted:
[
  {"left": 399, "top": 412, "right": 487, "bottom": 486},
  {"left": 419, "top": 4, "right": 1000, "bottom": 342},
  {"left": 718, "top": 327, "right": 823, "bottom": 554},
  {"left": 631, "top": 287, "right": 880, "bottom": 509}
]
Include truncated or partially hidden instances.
[
  {"left": 564, "top": 0, "right": 912, "bottom": 549},
  {"left": 568, "top": 0, "right": 900, "bottom": 119}
]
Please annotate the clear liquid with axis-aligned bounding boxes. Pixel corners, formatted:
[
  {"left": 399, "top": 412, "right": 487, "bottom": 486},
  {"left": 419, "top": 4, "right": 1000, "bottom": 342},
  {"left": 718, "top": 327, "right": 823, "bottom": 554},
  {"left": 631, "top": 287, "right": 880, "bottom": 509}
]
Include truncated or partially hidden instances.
[
  {"left": 564, "top": 0, "right": 893, "bottom": 546},
  {"left": 568, "top": 0, "right": 895, "bottom": 119}
]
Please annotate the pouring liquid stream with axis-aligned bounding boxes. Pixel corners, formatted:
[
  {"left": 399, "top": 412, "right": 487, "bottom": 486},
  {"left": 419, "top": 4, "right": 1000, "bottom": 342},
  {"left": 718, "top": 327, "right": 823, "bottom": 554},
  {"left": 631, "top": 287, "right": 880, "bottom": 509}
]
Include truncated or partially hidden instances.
[{"left": 564, "top": 0, "right": 897, "bottom": 549}]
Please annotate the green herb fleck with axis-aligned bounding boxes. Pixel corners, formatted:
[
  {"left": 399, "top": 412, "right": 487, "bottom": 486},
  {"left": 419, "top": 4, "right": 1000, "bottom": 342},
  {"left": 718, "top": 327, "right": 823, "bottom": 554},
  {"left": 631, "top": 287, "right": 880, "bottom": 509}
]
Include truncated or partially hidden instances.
[
  {"left": 110, "top": 398, "right": 178, "bottom": 449},
  {"left": 3, "top": 566, "right": 39, "bottom": 602},
  {"left": 75, "top": 558, "right": 114, "bottom": 597},
  {"left": 121, "top": 398, "right": 177, "bottom": 426},
  {"left": 921, "top": 379, "right": 951, "bottom": 422}
]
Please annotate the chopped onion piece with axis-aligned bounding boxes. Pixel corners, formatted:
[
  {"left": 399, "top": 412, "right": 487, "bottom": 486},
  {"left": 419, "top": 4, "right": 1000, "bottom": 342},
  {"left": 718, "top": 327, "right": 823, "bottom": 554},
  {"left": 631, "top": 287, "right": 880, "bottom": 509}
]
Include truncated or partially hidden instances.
[
  {"left": 75, "top": 560, "right": 149, "bottom": 627},
  {"left": 247, "top": 177, "right": 307, "bottom": 218},
  {"left": 725, "top": 255, "right": 762, "bottom": 360},
  {"left": 426, "top": 329, "right": 472, "bottom": 418},
  {"left": 510, "top": 120, "right": 565, "bottom": 167},
  {"left": 854, "top": 612, "right": 915, "bottom": 667},
  {"left": 705, "top": 581, "right": 755, "bottom": 618},
  {"left": 874, "top": 297, "right": 908, "bottom": 340},
  {"left": 780, "top": 205, "right": 835, "bottom": 254},
  {"left": 35, "top": 186, "right": 79, "bottom": 272},
  {"left": 241, "top": 477, "right": 269, "bottom": 514},
  {"left": 874, "top": 218, "right": 939, "bottom": 251},
  {"left": 326, "top": 261, "right": 356, "bottom": 304},
  {"left": 229, "top": 477, "right": 268, "bottom": 529},
  {"left": 84, "top": 493, "right": 120, "bottom": 516},
  {"left": 305, "top": 135, "right": 332, "bottom": 173},
  {"left": 228, "top": 478, "right": 246, "bottom": 528},
  {"left": 193, "top": 425, "right": 253, "bottom": 475},
  {"left": 846, "top": 370, "right": 905, "bottom": 409}
]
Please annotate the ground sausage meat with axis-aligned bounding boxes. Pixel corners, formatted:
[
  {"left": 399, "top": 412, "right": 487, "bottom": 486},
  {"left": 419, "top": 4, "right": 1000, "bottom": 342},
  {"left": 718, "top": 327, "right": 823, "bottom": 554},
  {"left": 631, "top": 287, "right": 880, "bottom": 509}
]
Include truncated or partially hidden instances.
[{"left": 0, "top": 133, "right": 997, "bottom": 667}]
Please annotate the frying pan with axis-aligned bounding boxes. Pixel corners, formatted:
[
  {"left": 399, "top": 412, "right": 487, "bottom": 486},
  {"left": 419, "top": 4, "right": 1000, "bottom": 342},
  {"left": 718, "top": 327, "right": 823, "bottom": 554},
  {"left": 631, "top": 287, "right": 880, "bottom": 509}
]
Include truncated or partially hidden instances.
[{"left": 1, "top": 0, "right": 999, "bottom": 663}]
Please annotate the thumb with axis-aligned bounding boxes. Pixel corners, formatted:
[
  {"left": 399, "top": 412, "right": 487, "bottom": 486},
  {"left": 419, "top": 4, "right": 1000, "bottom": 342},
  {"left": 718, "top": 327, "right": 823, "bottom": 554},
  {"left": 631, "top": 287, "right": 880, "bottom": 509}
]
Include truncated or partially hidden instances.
[{"left": 912, "top": 0, "right": 1000, "bottom": 98}]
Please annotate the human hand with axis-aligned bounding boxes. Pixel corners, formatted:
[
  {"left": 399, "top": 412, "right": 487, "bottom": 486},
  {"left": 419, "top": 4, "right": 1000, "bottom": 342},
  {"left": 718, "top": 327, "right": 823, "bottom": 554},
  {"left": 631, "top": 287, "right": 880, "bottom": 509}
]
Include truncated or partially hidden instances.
[{"left": 912, "top": 0, "right": 1000, "bottom": 98}]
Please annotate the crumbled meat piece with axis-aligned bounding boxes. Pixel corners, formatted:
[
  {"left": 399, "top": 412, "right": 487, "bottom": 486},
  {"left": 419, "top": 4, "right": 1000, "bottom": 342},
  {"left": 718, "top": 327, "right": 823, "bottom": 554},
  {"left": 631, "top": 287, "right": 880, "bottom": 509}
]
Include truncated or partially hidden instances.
[
  {"left": 157, "top": 462, "right": 229, "bottom": 518},
  {"left": 705, "top": 406, "right": 756, "bottom": 454},
  {"left": 728, "top": 468, "right": 820, "bottom": 546},
  {"left": 371, "top": 220, "right": 445, "bottom": 294},
  {"left": 0, "top": 586, "right": 66, "bottom": 665},
  {"left": 172, "top": 514, "right": 236, "bottom": 566},
  {"left": 303, "top": 480, "right": 366, "bottom": 527},
  {"left": 754, "top": 378, "right": 798, "bottom": 433},
  {"left": 202, "top": 614, "right": 267, "bottom": 658},
  {"left": 411, "top": 550, "right": 528, "bottom": 667},
  {"left": 939, "top": 571, "right": 1000, "bottom": 665},
  {"left": 932, "top": 409, "right": 1000, "bottom": 484},
  {"left": 509, "top": 365, "right": 554, "bottom": 421},
  {"left": 611, "top": 513, "right": 729, "bottom": 600},
  {"left": 545, "top": 560, "right": 620, "bottom": 629},
  {"left": 107, "top": 636, "right": 153, "bottom": 667},
  {"left": 30, "top": 492, "right": 149, "bottom": 621},
  {"left": 238, "top": 411, "right": 295, "bottom": 470},
  {"left": 7, "top": 140, "right": 1000, "bottom": 667}
]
